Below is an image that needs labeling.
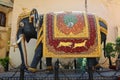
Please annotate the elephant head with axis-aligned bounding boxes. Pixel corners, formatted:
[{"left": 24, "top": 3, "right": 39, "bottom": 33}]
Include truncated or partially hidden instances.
[
  {"left": 17, "top": 14, "right": 37, "bottom": 42},
  {"left": 16, "top": 10, "right": 38, "bottom": 69},
  {"left": 15, "top": 9, "right": 44, "bottom": 70}
]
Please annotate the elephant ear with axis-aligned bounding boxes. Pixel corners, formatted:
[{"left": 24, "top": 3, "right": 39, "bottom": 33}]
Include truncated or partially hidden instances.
[{"left": 30, "top": 8, "right": 39, "bottom": 28}]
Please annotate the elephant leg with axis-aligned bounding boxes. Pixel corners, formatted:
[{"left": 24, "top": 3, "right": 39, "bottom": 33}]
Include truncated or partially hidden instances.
[
  {"left": 46, "top": 58, "right": 52, "bottom": 66},
  {"left": 87, "top": 58, "right": 98, "bottom": 70},
  {"left": 30, "top": 43, "right": 43, "bottom": 68},
  {"left": 28, "top": 42, "right": 53, "bottom": 72},
  {"left": 103, "top": 38, "right": 107, "bottom": 58},
  {"left": 17, "top": 40, "right": 26, "bottom": 69},
  {"left": 17, "top": 28, "right": 27, "bottom": 69},
  {"left": 18, "top": 36, "right": 29, "bottom": 80},
  {"left": 30, "top": 43, "right": 52, "bottom": 68},
  {"left": 87, "top": 58, "right": 96, "bottom": 80},
  {"left": 46, "top": 58, "right": 52, "bottom": 70},
  {"left": 27, "top": 42, "right": 43, "bottom": 73}
]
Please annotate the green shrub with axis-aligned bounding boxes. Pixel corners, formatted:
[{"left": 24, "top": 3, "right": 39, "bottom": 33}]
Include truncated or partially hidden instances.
[{"left": 0, "top": 57, "right": 9, "bottom": 68}]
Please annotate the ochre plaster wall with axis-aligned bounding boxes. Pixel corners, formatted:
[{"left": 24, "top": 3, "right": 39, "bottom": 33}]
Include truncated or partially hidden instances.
[{"left": 0, "top": 6, "right": 12, "bottom": 58}]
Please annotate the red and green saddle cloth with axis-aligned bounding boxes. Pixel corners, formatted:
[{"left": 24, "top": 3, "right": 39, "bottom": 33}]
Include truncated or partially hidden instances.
[{"left": 43, "top": 11, "right": 101, "bottom": 58}]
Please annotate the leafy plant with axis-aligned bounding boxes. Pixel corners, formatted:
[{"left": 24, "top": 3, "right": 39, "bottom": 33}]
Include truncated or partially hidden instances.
[
  {"left": 102, "top": 37, "right": 120, "bottom": 68},
  {"left": 105, "top": 42, "right": 115, "bottom": 58},
  {"left": 0, "top": 57, "right": 9, "bottom": 69},
  {"left": 115, "top": 37, "right": 120, "bottom": 58},
  {"left": 105, "top": 42, "right": 116, "bottom": 66}
]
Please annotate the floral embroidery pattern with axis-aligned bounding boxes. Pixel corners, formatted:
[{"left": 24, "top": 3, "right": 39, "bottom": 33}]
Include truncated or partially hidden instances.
[{"left": 57, "top": 13, "right": 85, "bottom": 35}]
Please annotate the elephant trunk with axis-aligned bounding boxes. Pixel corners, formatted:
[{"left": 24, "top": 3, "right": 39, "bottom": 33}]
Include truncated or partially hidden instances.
[{"left": 17, "top": 28, "right": 29, "bottom": 69}]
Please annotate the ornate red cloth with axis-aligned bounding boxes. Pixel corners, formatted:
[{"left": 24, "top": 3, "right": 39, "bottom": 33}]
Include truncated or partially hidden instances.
[{"left": 43, "top": 11, "right": 101, "bottom": 58}]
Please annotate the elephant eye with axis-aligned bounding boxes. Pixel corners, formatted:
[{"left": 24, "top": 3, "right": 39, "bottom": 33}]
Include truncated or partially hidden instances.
[{"left": 19, "top": 22, "right": 24, "bottom": 27}]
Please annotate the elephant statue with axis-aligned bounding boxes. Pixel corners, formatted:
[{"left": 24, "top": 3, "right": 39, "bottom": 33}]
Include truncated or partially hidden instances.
[{"left": 14, "top": 8, "right": 107, "bottom": 73}]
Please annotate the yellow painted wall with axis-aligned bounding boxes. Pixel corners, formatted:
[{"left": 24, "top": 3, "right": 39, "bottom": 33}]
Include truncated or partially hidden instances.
[
  {"left": 9, "top": 0, "right": 120, "bottom": 68},
  {"left": 0, "top": 6, "right": 12, "bottom": 58}
]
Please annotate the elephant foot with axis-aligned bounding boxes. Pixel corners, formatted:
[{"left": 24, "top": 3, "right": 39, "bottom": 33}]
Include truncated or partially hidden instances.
[
  {"left": 45, "top": 66, "right": 54, "bottom": 74},
  {"left": 27, "top": 67, "right": 38, "bottom": 73},
  {"left": 94, "top": 64, "right": 103, "bottom": 70},
  {"left": 46, "top": 66, "right": 53, "bottom": 71}
]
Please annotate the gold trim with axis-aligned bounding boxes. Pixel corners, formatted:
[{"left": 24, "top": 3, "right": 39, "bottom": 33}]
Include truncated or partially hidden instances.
[
  {"left": 35, "top": 34, "right": 43, "bottom": 50},
  {"left": 100, "top": 27, "right": 107, "bottom": 35},
  {"left": 95, "top": 15, "right": 102, "bottom": 57},
  {"left": 98, "top": 17, "right": 108, "bottom": 35},
  {"left": 35, "top": 25, "right": 43, "bottom": 50},
  {"left": 17, "top": 8, "right": 30, "bottom": 32},
  {"left": 98, "top": 17, "right": 107, "bottom": 26},
  {"left": 28, "top": 67, "right": 38, "bottom": 73},
  {"left": 43, "top": 14, "right": 47, "bottom": 57}
]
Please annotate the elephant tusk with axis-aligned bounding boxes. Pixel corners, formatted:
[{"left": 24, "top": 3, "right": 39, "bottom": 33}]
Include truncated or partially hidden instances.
[
  {"left": 10, "top": 35, "right": 24, "bottom": 52},
  {"left": 16, "top": 37, "right": 23, "bottom": 44}
]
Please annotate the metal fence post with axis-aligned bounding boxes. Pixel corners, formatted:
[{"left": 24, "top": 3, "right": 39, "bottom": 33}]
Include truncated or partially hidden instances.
[{"left": 54, "top": 59, "right": 59, "bottom": 80}]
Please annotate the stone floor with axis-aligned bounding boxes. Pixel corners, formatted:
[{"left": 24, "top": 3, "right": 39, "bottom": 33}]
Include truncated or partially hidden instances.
[{"left": 0, "top": 68, "right": 119, "bottom": 80}]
